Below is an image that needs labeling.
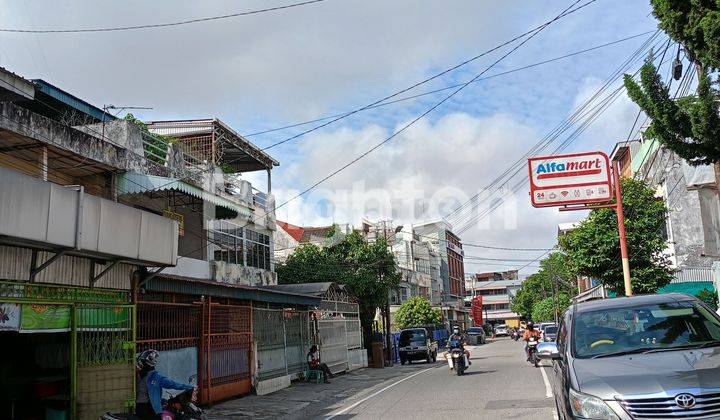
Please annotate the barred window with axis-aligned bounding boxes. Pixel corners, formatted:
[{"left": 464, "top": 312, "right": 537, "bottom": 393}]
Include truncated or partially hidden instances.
[
  {"left": 245, "top": 229, "right": 271, "bottom": 270},
  {"left": 211, "top": 220, "right": 244, "bottom": 264}
]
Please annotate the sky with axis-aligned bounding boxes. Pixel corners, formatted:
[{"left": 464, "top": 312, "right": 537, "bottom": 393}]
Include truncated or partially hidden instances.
[{"left": 0, "top": 0, "right": 661, "bottom": 275}]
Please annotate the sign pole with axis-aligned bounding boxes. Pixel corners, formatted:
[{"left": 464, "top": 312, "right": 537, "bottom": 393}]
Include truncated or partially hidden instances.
[{"left": 612, "top": 160, "right": 632, "bottom": 296}]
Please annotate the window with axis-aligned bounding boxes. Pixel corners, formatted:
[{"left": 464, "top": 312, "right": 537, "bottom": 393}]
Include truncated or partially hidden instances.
[
  {"left": 210, "top": 220, "right": 243, "bottom": 264},
  {"left": 209, "top": 222, "right": 271, "bottom": 270},
  {"left": 245, "top": 228, "right": 271, "bottom": 270},
  {"left": 572, "top": 300, "right": 720, "bottom": 359}
]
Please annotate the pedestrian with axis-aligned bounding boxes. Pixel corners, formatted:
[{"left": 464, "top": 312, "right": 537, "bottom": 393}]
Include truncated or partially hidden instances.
[{"left": 307, "top": 344, "right": 333, "bottom": 383}]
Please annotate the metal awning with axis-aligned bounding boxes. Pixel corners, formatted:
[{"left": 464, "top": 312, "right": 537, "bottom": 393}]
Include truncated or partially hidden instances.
[{"left": 116, "top": 172, "right": 252, "bottom": 219}]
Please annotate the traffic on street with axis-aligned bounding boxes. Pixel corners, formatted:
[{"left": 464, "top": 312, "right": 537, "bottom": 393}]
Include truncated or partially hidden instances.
[{"left": 2, "top": 1, "right": 720, "bottom": 419}]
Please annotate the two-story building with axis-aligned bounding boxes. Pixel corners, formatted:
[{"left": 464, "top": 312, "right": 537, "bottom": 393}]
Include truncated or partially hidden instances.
[{"left": 465, "top": 270, "right": 523, "bottom": 328}]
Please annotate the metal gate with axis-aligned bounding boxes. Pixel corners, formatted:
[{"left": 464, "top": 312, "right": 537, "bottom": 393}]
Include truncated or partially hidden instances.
[
  {"left": 318, "top": 317, "right": 349, "bottom": 373},
  {"left": 203, "top": 300, "right": 253, "bottom": 403},
  {"left": 74, "top": 304, "right": 135, "bottom": 420}
]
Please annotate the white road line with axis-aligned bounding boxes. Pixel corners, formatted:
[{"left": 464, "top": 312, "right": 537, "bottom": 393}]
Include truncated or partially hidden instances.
[
  {"left": 539, "top": 364, "right": 553, "bottom": 399},
  {"left": 325, "top": 367, "right": 436, "bottom": 419}
]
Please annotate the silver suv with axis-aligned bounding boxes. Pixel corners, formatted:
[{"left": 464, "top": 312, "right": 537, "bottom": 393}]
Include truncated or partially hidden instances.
[{"left": 538, "top": 293, "right": 720, "bottom": 419}]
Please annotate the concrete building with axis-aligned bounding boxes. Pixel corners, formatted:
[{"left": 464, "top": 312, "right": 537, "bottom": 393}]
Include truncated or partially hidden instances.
[
  {"left": 413, "top": 220, "right": 469, "bottom": 328},
  {"left": 465, "top": 270, "right": 523, "bottom": 328},
  {"left": 611, "top": 139, "right": 720, "bottom": 295},
  {"left": 0, "top": 66, "right": 326, "bottom": 414},
  {"left": 274, "top": 221, "right": 353, "bottom": 263}
]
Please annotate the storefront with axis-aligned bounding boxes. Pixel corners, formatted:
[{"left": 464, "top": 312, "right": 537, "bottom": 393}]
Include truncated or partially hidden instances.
[{"left": 0, "top": 281, "right": 134, "bottom": 420}]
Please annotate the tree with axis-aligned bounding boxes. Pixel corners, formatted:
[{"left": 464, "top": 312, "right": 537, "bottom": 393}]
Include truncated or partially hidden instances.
[
  {"left": 531, "top": 294, "right": 572, "bottom": 323},
  {"left": 510, "top": 252, "right": 577, "bottom": 320},
  {"left": 697, "top": 288, "right": 719, "bottom": 310},
  {"left": 277, "top": 231, "right": 401, "bottom": 346},
  {"left": 394, "top": 297, "right": 442, "bottom": 329},
  {"left": 622, "top": 1, "right": 720, "bottom": 165},
  {"left": 559, "top": 178, "right": 672, "bottom": 294}
]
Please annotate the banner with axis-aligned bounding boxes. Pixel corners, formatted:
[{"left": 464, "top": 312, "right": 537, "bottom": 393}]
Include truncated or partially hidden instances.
[
  {"left": 0, "top": 303, "right": 21, "bottom": 331},
  {"left": 77, "top": 306, "right": 130, "bottom": 331},
  {"left": 20, "top": 304, "right": 71, "bottom": 333}
]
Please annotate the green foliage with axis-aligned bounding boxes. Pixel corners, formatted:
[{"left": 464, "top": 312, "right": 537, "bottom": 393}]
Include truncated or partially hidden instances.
[
  {"left": 624, "top": 61, "right": 720, "bottom": 165},
  {"left": 394, "top": 296, "right": 442, "bottom": 329},
  {"left": 531, "top": 294, "right": 572, "bottom": 323},
  {"left": 510, "top": 252, "right": 577, "bottom": 320},
  {"left": 697, "top": 288, "right": 719, "bottom": 310},
  {"left": 650, "top": 0, "right": 720, "bottom": 70},
  {"left": 277, "top": 231, "right": 401, "bottom": 333},
  {"left": 559, "top": 178, "right": 672, "bottom": 294},
  {"left": 621, "top": 1, "right": 720, "bottom": 165},
  {"left": 125, "top": 113, "right": 174, "bottom": 165}
]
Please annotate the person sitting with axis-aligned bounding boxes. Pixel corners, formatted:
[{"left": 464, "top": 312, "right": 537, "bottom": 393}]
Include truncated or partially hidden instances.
[
  {"left": 522, "top": 322, "right": 542, "bottom": 361},
  {"left": 307, "top": 344, "right": 333, "bottom": 383}
]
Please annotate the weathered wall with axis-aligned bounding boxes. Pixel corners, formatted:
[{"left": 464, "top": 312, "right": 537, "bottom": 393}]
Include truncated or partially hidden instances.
[{"left": 77, "top": 363, "right": 134, "bottom": 420}]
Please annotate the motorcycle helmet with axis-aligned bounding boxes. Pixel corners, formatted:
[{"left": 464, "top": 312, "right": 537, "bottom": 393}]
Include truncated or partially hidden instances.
[
  {"left": 526, "top": 322, "right": 534, "bottom": 330},
  {"left": 137, "top": 349, "right": 160, "bottom": 369}
]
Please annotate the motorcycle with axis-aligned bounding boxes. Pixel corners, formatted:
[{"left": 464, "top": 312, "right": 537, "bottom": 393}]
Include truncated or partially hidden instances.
[
  {"left": 511, "top": 330, "right": 520, "bottom": 341},
  {"left": 527, "top": 338, "right": 540, "bottom": 367},
  {"left": 446, "top": 339, "right": 467, "bottom": 376},
  {"left": 103, "top": 388, "right": 205, "bottom": 420}
]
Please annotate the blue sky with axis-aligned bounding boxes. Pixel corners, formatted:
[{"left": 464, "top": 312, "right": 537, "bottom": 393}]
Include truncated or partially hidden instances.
[{"left": 0, "top": 0, "right": 663, "bottom": 274}]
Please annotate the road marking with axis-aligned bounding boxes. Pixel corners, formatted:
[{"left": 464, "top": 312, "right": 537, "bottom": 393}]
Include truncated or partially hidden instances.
[
  {"left": 539, "top": 364, "right": 553, "bottom": 399},
  {"left": 325, "top": 367, "right": 436, "bottom": 419}
]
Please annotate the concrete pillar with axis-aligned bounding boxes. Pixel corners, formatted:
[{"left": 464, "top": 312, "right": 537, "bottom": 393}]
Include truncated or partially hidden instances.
[{"left": 40, "top": 146, "right": 48, "bottom": 181}]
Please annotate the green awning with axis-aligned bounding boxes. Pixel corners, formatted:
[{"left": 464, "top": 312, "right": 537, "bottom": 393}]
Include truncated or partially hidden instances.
[
  {"left": 657, "top": 281, "right": 715, "bottom": 297},
  {"left": 116, "top": 172, "right": 252, "bottom": 219},
  {"left": 631, "top": 139, "right": 660, "bottom": 174}
]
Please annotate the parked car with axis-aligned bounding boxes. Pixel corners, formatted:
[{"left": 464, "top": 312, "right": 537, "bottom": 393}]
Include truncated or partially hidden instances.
[
  {"left": 466, "top": 327, "right": 486, "bottom": 345},
  {"left": 398, "top": 328, "right": 438, "bottom": 364},
  {"left": 538, "top": 293, "right": 720, "bottom": 420},
  {"left": 541, "top": 324, "right": 558, "bottom": 342},
  {"left": 494, "top": 324, "right": 508, "bottom": 336}
]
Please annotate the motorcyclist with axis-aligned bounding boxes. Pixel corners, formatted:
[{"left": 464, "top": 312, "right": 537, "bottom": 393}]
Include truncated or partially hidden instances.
[
  {"left": 445, "top": 326, "right": 471, "bottom": 368},
  {"left": 136, "top": 349, "right": 197, "bottom": 420},
  {"left": 522, "top": 322, "right": 542, "bottom": 361}
]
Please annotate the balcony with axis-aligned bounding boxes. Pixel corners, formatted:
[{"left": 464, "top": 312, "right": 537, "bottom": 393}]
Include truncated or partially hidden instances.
[{"left": 0, "top": 166, "right": 178, "bottom": 266}]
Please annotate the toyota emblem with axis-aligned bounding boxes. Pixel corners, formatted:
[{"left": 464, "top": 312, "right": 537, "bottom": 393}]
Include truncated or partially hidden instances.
[{"left": 675, "top": 393, "right": 696, "bottom": 409}]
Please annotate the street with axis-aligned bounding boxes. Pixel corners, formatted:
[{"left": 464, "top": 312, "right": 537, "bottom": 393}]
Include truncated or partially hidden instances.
[{"left": 207, "top": 337, "right": 557, "bottom": 419}]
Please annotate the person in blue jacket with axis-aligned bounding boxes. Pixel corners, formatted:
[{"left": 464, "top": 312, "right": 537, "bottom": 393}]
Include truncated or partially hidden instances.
[{"left": 135, "top": 349, "right": 196, "bottom": 419}]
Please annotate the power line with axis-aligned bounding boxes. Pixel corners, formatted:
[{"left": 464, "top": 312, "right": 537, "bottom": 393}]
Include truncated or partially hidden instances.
[
  {"left": 0, "top": 0, "right": 329, "bottom": 34},
  {"left": 272, "top": 0, "right": 598, "bottom": 215},
  {"left": 257, "top": 0, "right": 598, "bottom": 152},
  {"left": 245, "top": 30, "right": 655, "bottom": 138}
]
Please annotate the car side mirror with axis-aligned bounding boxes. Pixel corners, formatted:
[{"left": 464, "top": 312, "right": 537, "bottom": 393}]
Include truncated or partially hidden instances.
[{"left": 537, "top": 342, "right": 561, "bottom": 360}]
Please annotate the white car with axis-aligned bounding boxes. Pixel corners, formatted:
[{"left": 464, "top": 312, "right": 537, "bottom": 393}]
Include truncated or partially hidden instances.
[{"left": 494, "top": 324, "right": 509, "bottom": 336}]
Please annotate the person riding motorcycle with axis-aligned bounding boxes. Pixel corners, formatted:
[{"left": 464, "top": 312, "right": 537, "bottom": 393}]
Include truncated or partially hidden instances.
[
  {"left": 522, "top": 322, "right": 542, "bottom": 361},
  {"left": 136, "top": 349, "right": 197, "bottom": 420},
  {"left": 445, "top": 326, "right": 471, "bottom": 367}
]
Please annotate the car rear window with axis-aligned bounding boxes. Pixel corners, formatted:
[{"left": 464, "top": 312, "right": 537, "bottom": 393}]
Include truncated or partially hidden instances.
[
  {"left": 467, "top": 328, "right": 483, "bottom": 333},
  {"left": 399, "top": 330, "right": 426, "bottom": 344},
  {"left": 544, "top": 326, "right": 558, "bottom": 334}
]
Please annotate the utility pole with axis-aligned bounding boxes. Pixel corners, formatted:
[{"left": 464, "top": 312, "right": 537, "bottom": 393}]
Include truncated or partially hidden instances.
[
  {"left": 552, "top": 275, "right": 559, "bottom": 325},
  {"left": 613, "top": 159, "right": 633, "bottom": 296},
  {"left": 381, "top": 220, "right": 393, "bottom": 366}
]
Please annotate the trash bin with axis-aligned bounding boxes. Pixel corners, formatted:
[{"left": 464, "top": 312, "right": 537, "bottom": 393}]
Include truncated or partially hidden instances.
[{"left": 371, "top": 341, "right": 385, "bottom": 368}]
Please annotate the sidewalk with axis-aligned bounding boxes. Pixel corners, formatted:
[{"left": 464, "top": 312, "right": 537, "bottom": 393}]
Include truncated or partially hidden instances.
[{"left": 204, "top": 363, "right": 440, "bottom": 419}]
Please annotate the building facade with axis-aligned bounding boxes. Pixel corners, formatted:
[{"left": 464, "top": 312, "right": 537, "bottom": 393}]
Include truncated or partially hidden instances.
[
  {"left": 465, "top": 270, "right": 523, "bottom": 328},
  {"left": 611, "top": 139, "right": 720, "bottom": 295}
]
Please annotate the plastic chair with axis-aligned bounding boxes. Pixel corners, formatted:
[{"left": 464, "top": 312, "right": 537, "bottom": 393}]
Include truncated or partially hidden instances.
[{"left": 305, "top": 366, "right": 324, "bottom": 383}]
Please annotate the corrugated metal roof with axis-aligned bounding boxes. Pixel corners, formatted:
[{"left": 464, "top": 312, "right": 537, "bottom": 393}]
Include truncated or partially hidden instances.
[
  {"left": 32, "top": 79, "right": 114, "bottom": 122},
  {"left": 116, "top": 172, "right": 252, "bottom": 219},
  {"left": 146, "top": 274, "right": 321, "bottom": 306}
]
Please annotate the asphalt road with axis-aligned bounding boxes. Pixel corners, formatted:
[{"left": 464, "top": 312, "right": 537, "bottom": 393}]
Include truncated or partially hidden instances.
[{"left": 326, "top": 337, "right": 557, "bottom": 419}]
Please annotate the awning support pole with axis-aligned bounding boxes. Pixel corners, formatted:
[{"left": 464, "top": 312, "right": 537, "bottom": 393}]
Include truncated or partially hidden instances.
[
  {"left": 138, "top": 267, "right": 166, "bottom": 289},
  {"left": 90, "top": 260, "right": 120, "bottom": 288},
  {"left": 29, "top": 249, "right": 68, "bottom": 282}
]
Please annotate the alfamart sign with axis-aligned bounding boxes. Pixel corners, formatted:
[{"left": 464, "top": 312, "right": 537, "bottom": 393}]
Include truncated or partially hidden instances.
[{"left": 528, "top": 151, "right": 612, "bottom": 207}]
